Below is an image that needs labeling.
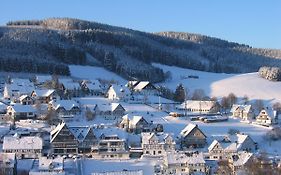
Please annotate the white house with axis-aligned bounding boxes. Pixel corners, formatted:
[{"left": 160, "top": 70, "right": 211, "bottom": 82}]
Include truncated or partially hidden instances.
[
  {"left": 141, "top": 132, "right": 175, "bottom": 157},
  {"left": 230, "top": 104, "right": 254, "bottom": 121},
  {"left": 7, "top": 104, "right": 36, "bottom": 120},
  {"left": 94, "top": 103, "right": 126, "bottom": 118},
  {"left": 176, "top": 100, "right": 219, "bottom": 115},
  {"left": 3, "top": 134, "right": 43, "bottom": 159},
  {"left": 35, "top": 75, "right": 53, "bottom": 85},
  {"left": 31, "top": 89, "right": 57, "bottom": 104},
  {"left": 49, "top": 100, "right": 81, "bottom": 118},
  {"left": 162, "top": 152, "right": 207, "bottom": 175},
  {"left": 119, "top": 114, "right": 150, "bottom": 133},
  {"left": 255, "top": 108, "right": 278, "bottom": 126},
  {"left": 208, "top": 133, "right": 257, "bottom": 160},
  {"left": 29, "top": 156, "right": 65, "bottom": 175},
  {"left": 19, "top": 95, "right": 34, "bottom": 105},
  {"left": 106, "top": 85, "right": 131, "bottom": 101},
  {"left": 133, "top": 81, "right": 157, "bottom": 95},
  {"left": 4, "top": 79, "right": 35, "bottom": 100}
]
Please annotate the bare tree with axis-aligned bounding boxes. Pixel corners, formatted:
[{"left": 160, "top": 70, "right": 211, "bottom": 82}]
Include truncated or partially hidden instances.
[
  {"left": 253, "top": 99, "right": 264, "bottom": 113},
  {"left": 85, "top": 107, "right": 95, "bottom": 121},
  {"left": 191, "top": 89, "right": 206, "bottom": 100}
]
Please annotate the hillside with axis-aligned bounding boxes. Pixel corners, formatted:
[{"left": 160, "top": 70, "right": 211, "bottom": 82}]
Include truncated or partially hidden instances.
[
  {"left": 1, "top": 18, "right": 281, "bottom": 82},
  {"left": 154, "top": 63, "right": 281, "bottom": 105}
]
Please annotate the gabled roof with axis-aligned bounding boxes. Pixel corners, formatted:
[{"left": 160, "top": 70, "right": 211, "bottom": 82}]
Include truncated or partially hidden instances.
[
  {"left": 50, "top": 122, "right": 67, "bottom": 142},
  {"left": 82, "top": 80, "right": 102, "bottom": 90},
  {"left": 69, "top": 126, "right": 94, "bottom": 143},
  {"left": 97, "top": 103, "right": 125, "bottom": 112},
  {"left": 95, "top": 127, "right": 128, "bottom": 140},
  {"left": 36, "top": 75, "right": 52, "bottom": 84},
  {"left": 8, "top": 104, "right": 36, "bottom": 113},
  {"left": 19, "top": 94, "right": 30, "bottom": 101},
  {"left": 141, "top": 132, "right": 175, "bottom": 145},
  {"left": 232, "top": 152, "right": 253, "bottom": 167},
  {"left": 133, "top": 81, "right": 152, "bottom": 91},
  {"left": 208, "top": 139, "right": 220, "bottom": 151},
  {"left": 51, "top": 100, "right": 79, "bottom": 111},
  {"left": 32, "top": 89, "right": 55, "bottom": 97},
  {"left": 258, "top": 108, "right": 277, "bottom": 119},
  {"left": 230, "top": 104, "right": 252, "bottom": 113},
  {"left": 59, "top": 79, "right": 80, "bottom": 90},
  {"left": 180, "top": 123, "right": 206, "bottom": 138}
]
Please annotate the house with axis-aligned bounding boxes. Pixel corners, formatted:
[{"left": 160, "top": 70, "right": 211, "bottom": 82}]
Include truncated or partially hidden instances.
[
  {"left": 69, "top": 126, "right": 97, "bottom": 153},
  {"left": 256, "top": 108, "right": 278, "bottom": 126},
  {"left": 176, "top": 100, "right": 220, "bottom": 115},
  {"left": 208, "top": 133, "right": 257, "bottom": 160},
  {"left": 0, "top": 153, "right": 17, "bottom": 175},
  {"left": 95, "top": 103, "right": 126, "bottom": 118},
  {"left": 50, "top": 122, "right": 79, "bottom": 155},
  {"left": 141, "top": 132, "right": 175, "bottom": 157},
  {"left": 81, "top": 80, "right": 103, "bottom": 96},
  {"left": 119, "top": 114, "right": 150, "bottom": 133},
  {"left": 31, "top": 89, "right": 57, "bottom": 103},
  {"left": 162, "top": 152, "right": 207, "bottom": 175},
  {"left": 133, "top": 81, "right": 157, "bottom": 95},
  {"left": 29, "top": 156, "right": 65, "bottom": 175},
  {"left": 179, "top": 124, "right": 207, "bottom": 148},
  {"left": 3, "top": 79, "right": 35, "bottom": 100},
  {"left": 228, "top": 152, "right": 253, "bottom": 174},
  {"left": 49, "top": 100, "right": 81, "bottom": 118},
  {"left": 0, "top": 102, "right": 8, "bottom": 120},
  {"left": 91, "top": 127, "right": 130, "bottom": 159},
  {"left": 59, "top": 78, "right": 81, "bottom": 97},
  {"left": 125, "top": 80, "right": 140, "bottom": 90},
  {"left": 19, "top": 94, "right": 34, "bottom": 105},
  {"left": 35, "top": 75, "right": 53, "bottom": 85},
  {"left": 106, "top": 85, "right": 131, "bottom": 101},
  {"left": 230, "top": 104, "right": 254, "bottom": 121},
  {"left": 3, "top": 134, "right": 43, "bottom": 159},
  {"left": 7, "top": 104, "right": 36, "bottom": 120}
]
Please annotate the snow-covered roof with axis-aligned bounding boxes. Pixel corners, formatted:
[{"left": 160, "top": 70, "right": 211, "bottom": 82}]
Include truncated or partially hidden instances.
[
  {"left": 82, "top": 80, "right": 102, "bottom": 90},
  {"left": 133, "top": 81, "right": 151, "bottom": 91},
  {"left": 258, "top": 108, "right": 277, "bottom": 119},
  {"left": 3, "top": 135, "right": 43, "bottom": 150},
  {"left": 36, "top": 75, "right": 52, "bottom": 84},
  {"left": 69, "top": 126, "right": 94, "bottom": 143},
  {"left": 59, "top": 79, "right": 80, "bottom": 90},
  {"left": 177, "top": 100, "right": 216, "bottom": 110},
  {"left": 108, "top": 85, "right": 131, "bottom": 96},
  {"left": 0, "top": 102, "right": 7, "bottom": 111},
  {"left": 95, "top": 127, "right": 128, "bottom": 140},
  {"left": 19, "top": 94, "right": 30, "bottom": 101},
  {"left": 141, "top": 132, "right": 174, "bottom": 145},
  {"left": 232, "top": 152, "right": 253, "bottom": 167},
  {"left": 165, "top": 152, "right": 205, "bottom": 165},
  {"left": 8, "top": 104, "right": 36, "bottom": 113},
  {"left": 125, "top": 80, "right": 139, "bottom": 87},
  {"left": 32, "top": 89, "right": 55, "bottom": 97},
  {"left": 97, "top": 103, "right": 125, "bottom": 112},
  {"left": 180, "top": 123, "right": 197, "bottom": 137},
  {"left": 51, "top": 100, "right": 79, "bottom": 111},
  {"left": 0, "top": 153, "right": 16, "bottom": 168},
  {"left": 209, "top": 133, "right": 253, "bottom": 152},
  {"left": 230, "top": 104, "right": 252, "bottom": 113},
  {"left": 38, "top": 156, "right": 64, "bottom": 171}
]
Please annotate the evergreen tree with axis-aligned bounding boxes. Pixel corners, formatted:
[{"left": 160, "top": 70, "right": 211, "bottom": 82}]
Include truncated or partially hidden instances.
[{"left": 174, "top": 84, "right": 185, "bottom": 102}]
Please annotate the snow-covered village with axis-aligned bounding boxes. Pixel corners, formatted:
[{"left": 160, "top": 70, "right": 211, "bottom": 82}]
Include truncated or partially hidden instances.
[
  {"left": 1, "top": 1, "right": 281, "bottom": 175},
  {"left": 0, "top": 64, "right": 281, "bottom": 175}
]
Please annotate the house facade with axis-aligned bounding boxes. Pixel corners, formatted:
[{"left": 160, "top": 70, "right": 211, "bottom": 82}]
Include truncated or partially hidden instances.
[
  {"left": 31, "top": 89, "right": 56, "bottom": 104},
  {"left": 29, "top": 156, "right": 65, "bottom": 175},
  {"left": 141, "top": 132, "right": 175, "bottom": 157},
  {"left": 7, "top": 104, "right": 36, "bottom": 120},
  {"left": 230, "top": 104, "right": 254, "bottom": 121},
  {"left": 208, "top": 133, "right": 257, "bottom": 160},
  {"left": 0, "top": 153, "right": 17, "bottom": 175},
  {"left": 3, "top": 135, "right": 43, "bottom": 159},
  {"left": 18, "top": 95, "right": 34, "bottom": 105},
  {"left": 106, "top": 85, "right": 131, "bottom": 101},
  {"left": 49, "top": 100, "right": 81, "bottom": 118},
  {"left": 81, "top": 80, "right": 103, "bottom": 96},
  {"left": 119, "top": 115, "right": 150, "bottom": 133},
  {"left": 177, "top": 100, "right": 220, "bottom": 115},
  {"left": 179, "top": 124, "right": 207, "bottom": 149},
  {"left": 162, "top": 152, "right": 207, "bottom": 175},
  {"left": 256, "top": 108, "right": 278, "bottom": 126}
]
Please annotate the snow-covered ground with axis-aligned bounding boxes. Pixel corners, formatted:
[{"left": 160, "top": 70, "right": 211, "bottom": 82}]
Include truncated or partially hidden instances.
[
  {"left": 153, "top": 63, "right": 281, "bottom": 104},
  {"left": 69, "top": 65, "right": 127, "bottom": 84}
]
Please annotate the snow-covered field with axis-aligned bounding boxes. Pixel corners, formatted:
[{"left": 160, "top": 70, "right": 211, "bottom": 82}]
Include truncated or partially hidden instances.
[{"left": 153, "top": 63, "right": 281, "bottom": 104}]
